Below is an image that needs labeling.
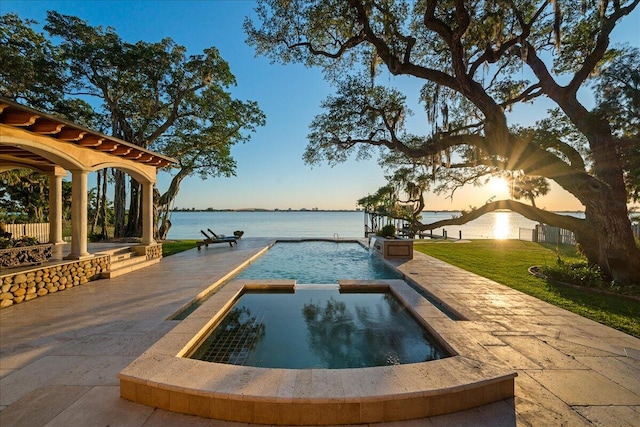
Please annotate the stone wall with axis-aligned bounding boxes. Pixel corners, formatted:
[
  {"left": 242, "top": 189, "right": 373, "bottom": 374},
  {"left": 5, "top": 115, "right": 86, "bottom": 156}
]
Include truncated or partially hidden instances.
[
  {"left": 0, "top": 255, "right": 110, "bottom": 309},
  {"left": 132, "top": 243, "right": 163, "bottom": 260}
]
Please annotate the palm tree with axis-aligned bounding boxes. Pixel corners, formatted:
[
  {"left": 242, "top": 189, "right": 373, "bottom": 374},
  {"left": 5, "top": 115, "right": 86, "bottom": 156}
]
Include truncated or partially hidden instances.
[{"left": 508, "top": 173, "right": 550, "bottom": 208}]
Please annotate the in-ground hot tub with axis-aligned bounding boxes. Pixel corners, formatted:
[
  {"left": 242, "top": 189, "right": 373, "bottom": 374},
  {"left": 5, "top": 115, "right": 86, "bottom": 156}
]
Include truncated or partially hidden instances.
[
  {"left": 119, "top": 279, "right": 516, "bottom": 425},
  {"left": 189, "top": 285, "right": 448, "bottom": 369}
]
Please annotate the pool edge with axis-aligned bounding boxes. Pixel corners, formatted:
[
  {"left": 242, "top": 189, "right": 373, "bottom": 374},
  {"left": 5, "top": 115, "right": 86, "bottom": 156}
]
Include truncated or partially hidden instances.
[{"left": 119, "top": 279, "right": 517, "bottom": 425}]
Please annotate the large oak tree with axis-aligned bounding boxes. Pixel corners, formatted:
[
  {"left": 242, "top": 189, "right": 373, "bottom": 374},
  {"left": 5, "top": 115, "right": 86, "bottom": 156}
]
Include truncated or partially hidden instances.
[
  {"left": 2, "top": 12, "right": 265, "bottom": 239},
  {"left": 246, "top": 0, "right": 640, "bottom": 284}
]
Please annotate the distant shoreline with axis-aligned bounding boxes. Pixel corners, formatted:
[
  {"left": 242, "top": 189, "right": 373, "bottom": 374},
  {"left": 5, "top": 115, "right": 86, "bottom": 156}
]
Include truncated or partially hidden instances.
[
  {"left": 171, "top": 208, "right": 362, "bottom": 213},
  {"left": 170, "top": 208, "right": 587, "bottom": 214}
]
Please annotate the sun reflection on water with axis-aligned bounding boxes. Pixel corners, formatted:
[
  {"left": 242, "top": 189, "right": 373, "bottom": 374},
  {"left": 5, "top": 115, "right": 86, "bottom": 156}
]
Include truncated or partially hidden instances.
[{"left": 492, "top": 211, "right": 511, "bottom": 239}]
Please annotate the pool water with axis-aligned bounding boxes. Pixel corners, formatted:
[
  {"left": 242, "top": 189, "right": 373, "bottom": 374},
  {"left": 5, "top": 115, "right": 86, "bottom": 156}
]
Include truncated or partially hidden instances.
[
  {"left": 236, "top": 241, "right": 401, "bottom": 283},
  {"left": 190, "top": 288, "right": 448, "bottom": 369}
]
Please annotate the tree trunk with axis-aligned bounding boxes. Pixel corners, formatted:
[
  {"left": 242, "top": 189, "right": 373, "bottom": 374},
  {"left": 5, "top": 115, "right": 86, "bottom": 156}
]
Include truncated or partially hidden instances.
[
  {"left": 578, "top": 196, "right": 640, "bottom": 284},
  {"left": 100, "top": 169, "right": 108, "bottom": 239},
  {"left": 113, "top": 169, "right": 126, "bottom": 238},
  {"left": 155, "top": 167, "right": 190, "bottom": 240},
  {"left": 126, "top": 179, "right": 142, "bottom": 237}
]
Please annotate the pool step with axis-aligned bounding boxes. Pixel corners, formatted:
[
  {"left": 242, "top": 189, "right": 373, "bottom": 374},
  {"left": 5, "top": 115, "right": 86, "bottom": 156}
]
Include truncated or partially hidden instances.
[{"left": 101, "top": 248, "right": 161, "bottom": 279}]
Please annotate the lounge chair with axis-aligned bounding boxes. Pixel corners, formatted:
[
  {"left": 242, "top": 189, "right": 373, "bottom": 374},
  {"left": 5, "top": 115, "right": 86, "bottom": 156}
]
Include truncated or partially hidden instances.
[{"left": 196, "top": 229, "right": 237, "bottom": 249}]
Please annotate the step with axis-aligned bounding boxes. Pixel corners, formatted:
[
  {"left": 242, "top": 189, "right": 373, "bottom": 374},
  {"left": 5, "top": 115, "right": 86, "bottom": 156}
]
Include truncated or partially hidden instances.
[
  {"left": 101, "top": 256, "right": 161, "bottom": 279},
  {"left": 110, "top": 253, "right": 145, "bottom": 268}
]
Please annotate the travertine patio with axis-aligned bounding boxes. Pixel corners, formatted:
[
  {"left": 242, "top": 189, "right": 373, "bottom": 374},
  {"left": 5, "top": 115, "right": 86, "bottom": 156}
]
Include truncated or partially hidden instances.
[{"left": 1, "top": 238, "right": 639, "bottom": 426}]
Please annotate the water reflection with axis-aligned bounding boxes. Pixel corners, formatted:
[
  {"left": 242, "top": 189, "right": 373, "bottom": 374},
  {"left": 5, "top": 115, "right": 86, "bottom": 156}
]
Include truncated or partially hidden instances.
[
  {"left": 193, "top": 291, "right": 447, "bottom": 369},
  {"left": 492, "top": 211, "right": 510, "bottom": 239},
  {"left": 302, "top": 294, "right": 443, "bottom": 368}
]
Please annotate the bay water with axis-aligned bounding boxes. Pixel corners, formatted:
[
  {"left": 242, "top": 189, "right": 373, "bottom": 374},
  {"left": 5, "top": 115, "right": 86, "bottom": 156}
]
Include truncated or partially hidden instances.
[{"left": 165, "top": 210, "right": 583, "bottom": 240}]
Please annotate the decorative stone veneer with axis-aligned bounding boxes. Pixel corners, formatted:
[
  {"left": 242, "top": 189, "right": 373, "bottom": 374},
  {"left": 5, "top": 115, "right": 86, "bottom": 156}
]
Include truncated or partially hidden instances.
[
  {"left": 0, "top": 255, "right": 109, "bottom": 309},
  {"left": 0, "top": 244, "right": 53, "bottom": 268},
  {"left": 132, "top": 243, "right": 163, "bottom": 260}
]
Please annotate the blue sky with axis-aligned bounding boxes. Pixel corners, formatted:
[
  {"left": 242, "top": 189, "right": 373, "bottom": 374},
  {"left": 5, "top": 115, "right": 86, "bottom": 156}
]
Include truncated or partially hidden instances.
[{"left": 3, "top": 1, "right": 639, "bottom": 211}]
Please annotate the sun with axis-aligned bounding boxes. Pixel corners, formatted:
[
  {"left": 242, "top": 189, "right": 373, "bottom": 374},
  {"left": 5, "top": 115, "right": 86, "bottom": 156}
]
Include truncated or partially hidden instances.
[{"left": 488, "top": 176, "right": 510, "bottom": 196}]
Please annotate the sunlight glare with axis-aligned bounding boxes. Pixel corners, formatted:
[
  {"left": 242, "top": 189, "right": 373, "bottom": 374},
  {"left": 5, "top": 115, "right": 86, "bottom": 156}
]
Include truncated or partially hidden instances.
[
  {"left": 492, "top": 212, "right": 510, "bottom": 239},
  {"left": 488, "top": 176, "right": 510, "bottom": 195}
]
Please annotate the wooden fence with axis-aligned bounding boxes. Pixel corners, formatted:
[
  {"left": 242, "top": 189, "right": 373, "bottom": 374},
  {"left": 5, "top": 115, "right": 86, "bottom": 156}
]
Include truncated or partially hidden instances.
[{"left": 4, "top": 223, "right": 50, "bottom": 243}]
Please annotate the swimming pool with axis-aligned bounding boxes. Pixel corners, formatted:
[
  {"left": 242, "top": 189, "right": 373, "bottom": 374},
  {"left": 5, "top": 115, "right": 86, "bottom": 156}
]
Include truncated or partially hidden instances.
[
  {"left": 235, "top": 240, "right": 401, "bottom": 283},
  {"left": 189, "top": 287, "right": 448, "bottom": 369}
]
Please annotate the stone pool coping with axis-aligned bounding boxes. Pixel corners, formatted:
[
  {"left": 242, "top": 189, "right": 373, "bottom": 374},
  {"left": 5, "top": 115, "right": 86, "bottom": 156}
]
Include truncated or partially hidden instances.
[{"left": 118, "top": 279, "right": 516, "bottom": 425}]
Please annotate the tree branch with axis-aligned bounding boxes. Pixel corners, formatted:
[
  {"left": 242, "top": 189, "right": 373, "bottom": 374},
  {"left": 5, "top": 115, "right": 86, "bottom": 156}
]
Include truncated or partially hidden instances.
[{"left": 416, "top": 199, "right": 585, "bottom": 232}]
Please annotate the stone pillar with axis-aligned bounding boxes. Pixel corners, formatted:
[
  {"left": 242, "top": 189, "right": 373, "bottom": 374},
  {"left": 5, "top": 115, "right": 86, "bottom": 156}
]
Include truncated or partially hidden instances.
[
  {"left": 48, "top": 169, "right": 66, "bottom": 245},
  {"left": 141, "top": 181, "right": 155, "bottom": 245},
  {"left": 65, "top": 169, "right": 91, "bottom": 260}
]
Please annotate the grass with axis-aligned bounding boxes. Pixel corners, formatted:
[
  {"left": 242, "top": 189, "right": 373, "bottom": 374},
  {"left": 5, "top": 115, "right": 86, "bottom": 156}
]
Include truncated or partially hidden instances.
[
  {"left": 413, "top": 239, "right": 640, "bottom": 338},
  {"left": 161, "top": 240, "right": 198, "bottom": 257}
]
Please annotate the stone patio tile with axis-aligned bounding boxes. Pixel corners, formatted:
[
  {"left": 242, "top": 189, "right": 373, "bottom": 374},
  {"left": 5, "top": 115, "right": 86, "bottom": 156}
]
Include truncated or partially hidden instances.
[
  {"left": 574, "top": 355, "right": 640, "bottom": 394},
  {"left": 141, "top": 408, "right": 237, "bottom": 426},
  {"left": 514, "top": 372, "right": 591, "bottom": 426},
  {"left": 560, "top": 335, "right": 629, "bottom": 356},
  {"left": 0, "top": 343, "right": 54, "bottom": 370},
  {"left": 497, "top": 336, "right": 586, "bottom": 369},
  {"left": 536, "top": 336, "right": 619, "bottom": 358},
  {"left": 527, "top": 369, "right": 640, "bottom": 405},
  {"left": 48, "top": 355, "right": 132, "bottom": 386},
  {"left": 48, "top": 331, "right": 168, "bottom": 357},
  {"left": 44, "top": 385, "right": 153, "bottom": 427},
  {"left": 0, "top": 385, "right": 91, "bottom": 427},
  {"left": 575, "top": 405, "right": 640, "bottom": 427},
  {"left": 484, "top": 343, "right": 542, "bottom": 370},
  {"left": 425, "top": 399, "right": 516, "bottom": 427},
  {"left": 0, "top": 355, "right": 86, "bottom": 406}
]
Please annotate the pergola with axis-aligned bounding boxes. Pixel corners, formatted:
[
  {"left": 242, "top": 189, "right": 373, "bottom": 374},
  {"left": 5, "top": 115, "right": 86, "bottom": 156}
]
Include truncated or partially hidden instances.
[{"left": 0, "top": 97, "right": 176, "bottom": 259}]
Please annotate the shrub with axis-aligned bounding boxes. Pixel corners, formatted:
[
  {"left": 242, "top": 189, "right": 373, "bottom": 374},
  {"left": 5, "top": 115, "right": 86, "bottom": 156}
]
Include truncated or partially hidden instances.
[
  {"left": 0, "top": 236, "right": 40, "bottom": 249},
  {"left": 377, "top": 224, "right": 396, "bottom": 238}
]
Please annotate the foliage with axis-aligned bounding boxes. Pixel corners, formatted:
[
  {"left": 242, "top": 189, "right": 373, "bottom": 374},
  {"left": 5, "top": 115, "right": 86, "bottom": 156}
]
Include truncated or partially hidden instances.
[
  {"left": 414, "top": 240, "right": 640, "bottom": 338},
  {"left": 377, "top": 224, "right": 397, "bottom": 237},
  {"left": 246, "top": 0, "right": 640, "bottom": 284},
  {"left": 0, "top": 236, "right": 40, "bottom": 249},
  {"left": 1, "top": 11, "right": 265, "bottom": 240},
  {"left": 541, "top": 259, "right": 607, "bottom": 289},
  {"left": 592, "top": 47, "right": 640, "bottom": 202},
  {"left": 0, "top": 13, "right": 65, "bottom": 110},
  {"left": 541, "top": 257, "right": 640, "bottom": 298},
  {"left": 507, "top": 172, "right": 550, "bottom": 208},
  {"left": 0, "top": 170, "right": 72, "bottom": 223}
]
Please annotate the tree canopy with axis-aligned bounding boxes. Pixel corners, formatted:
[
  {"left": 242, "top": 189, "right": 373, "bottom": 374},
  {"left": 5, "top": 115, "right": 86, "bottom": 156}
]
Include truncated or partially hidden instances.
[
  {"left": 246, "top": 0, "right": 640, "bottom": 283},
  {"left": 1, "top": 12, "right": 265, "bottom": 238}
]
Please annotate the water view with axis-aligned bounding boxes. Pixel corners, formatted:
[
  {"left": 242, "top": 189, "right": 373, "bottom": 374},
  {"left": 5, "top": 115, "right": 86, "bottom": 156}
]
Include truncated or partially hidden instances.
[{"left": 166, "top": 210, "right": 584, "bottom": 240}]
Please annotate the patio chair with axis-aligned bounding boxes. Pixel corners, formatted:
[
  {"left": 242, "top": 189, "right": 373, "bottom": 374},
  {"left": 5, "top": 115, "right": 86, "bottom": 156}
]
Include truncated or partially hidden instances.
[{"left": 196, "top": 229, "right": 237, "bottom": 249}]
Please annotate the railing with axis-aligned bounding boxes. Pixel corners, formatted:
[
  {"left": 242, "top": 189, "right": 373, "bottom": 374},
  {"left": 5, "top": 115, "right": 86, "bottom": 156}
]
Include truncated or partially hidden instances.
[
  {"left": 519, "top": 228, "right": 535, "bottom": 242},
  {"left": 533, "top": 225, "right": 576, "bottom": 245},
  {"left": 523, "top": 223, "right": 638, "bottom": 245},
  {"left": 4, "top": 223, "right": 50, "bottom": 243}
]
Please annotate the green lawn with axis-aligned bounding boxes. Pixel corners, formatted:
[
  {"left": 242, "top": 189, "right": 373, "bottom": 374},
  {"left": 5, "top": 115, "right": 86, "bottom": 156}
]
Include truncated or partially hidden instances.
[
  {"left": 161, "top": 240, "right": 198, "bottom": 257},
  {"left": 413, "top": 240, "right": 640, "bottom": 338}
]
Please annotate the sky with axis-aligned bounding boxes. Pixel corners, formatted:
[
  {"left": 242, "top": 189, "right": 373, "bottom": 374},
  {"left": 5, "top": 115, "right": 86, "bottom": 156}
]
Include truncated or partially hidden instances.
[{"left": 3, "top": 0, "right": 639, "bottom": 211}]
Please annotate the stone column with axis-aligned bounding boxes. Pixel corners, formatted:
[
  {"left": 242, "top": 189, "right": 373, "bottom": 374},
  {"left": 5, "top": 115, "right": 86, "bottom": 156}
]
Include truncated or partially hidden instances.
[
  {"left": 141, "top": 181, "right": 156, "bottom": 245},
  {"left": 48, "top": 169, "right": 66, "bottom": 245},
  {"left": 65, "top": 169, "right": 91, "bottom": 260}
]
